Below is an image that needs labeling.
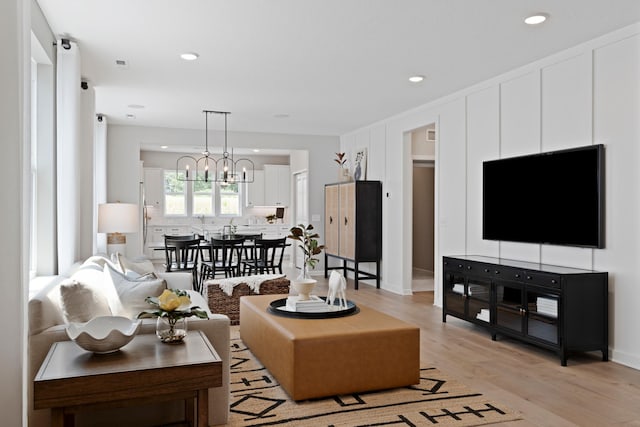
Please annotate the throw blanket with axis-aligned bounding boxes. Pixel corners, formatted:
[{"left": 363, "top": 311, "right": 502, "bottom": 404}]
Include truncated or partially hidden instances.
[{"left": 212, "top": 274, "right": 286, "bottom": 296}]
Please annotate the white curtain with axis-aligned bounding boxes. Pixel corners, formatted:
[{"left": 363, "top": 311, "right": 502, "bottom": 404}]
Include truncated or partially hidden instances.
[
  {"left": 56, "top": 39, "right": 81, "bottom": 274},
  {"left": 94, "top": 115, "right": 107, "bottom": 254}
]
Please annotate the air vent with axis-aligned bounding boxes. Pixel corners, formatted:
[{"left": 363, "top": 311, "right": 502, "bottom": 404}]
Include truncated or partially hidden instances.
[
  {"left": 426, "top": 129, "right": 436, "bottom": 142},
  {"left": 115, "top": 59, "right": 129, "bottom": 69}
]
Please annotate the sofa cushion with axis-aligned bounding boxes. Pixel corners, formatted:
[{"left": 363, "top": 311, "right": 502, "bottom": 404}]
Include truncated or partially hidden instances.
[
  {"left": 115, "top": 253, "right": 156, "bottom": 276},
  {"left": 103, "top": 264, "right": 167, "bottom": 318},
  {"left": 59, "top": 279, "right": 112, "bottom": 323}
]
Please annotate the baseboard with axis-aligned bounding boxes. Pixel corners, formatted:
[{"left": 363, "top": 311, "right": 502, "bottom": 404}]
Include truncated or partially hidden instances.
[{"left": 610, "top": 348, "right": 640, "bottom": 370}]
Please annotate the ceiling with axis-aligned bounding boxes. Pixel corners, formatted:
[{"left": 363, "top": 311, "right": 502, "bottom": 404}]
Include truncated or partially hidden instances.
[{"left": 36, "top": 0, "right": 640, "bottom": 137}]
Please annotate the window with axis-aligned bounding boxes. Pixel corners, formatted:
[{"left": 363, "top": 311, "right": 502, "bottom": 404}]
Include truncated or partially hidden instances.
[
  {"left": 218, "top": 183, "right": 240, "bottom": 216},
  {"left": 193, "top": 175, "right": 214, "bottom": 216},
  {"left": 164, "top": 170, "right": 186, "bottom": 215}
]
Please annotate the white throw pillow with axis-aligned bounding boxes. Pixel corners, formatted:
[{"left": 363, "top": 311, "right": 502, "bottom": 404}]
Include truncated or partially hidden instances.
[
  {"left": 103, "top": 264, "right": 166, "bottom": 319},
  {"left": 115, "top": 253, "right": 156, "bottom": 276},
  {"left": 59, "top": 279, "right": 112, "bottom": 323}
]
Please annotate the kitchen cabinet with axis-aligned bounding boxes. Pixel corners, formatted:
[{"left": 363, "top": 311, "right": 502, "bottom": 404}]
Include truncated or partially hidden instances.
[
  {"left": 143, "top": 168, "right": 164, "bottom": 210},
  {"left": 263, "top": 165, "right": 290, "bottom": 206},
  {"left": 324, "top": 181, "right": 382, "bottom": 289},
  {"left": 245, "top": 170, "right": 265, "bottom": 208}
]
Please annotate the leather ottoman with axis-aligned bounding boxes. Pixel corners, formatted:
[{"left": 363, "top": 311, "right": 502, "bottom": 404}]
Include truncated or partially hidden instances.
[{"left": 239, "top": 294, "right": 420, "bottom": 401}]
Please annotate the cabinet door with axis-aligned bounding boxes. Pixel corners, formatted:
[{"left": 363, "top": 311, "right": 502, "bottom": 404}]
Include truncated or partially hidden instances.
[
  {"left": 494, "top": 281, "right": 525, "bottom": 335},
  {"left": 264, "top": 165, "right": 290, "bottom": 206},
  {"left": 339, "top": 182, "right": 355, "bottom": 259},
  {"left": 245, "top": 170, "right": 265, "bottom": 207},
  {"left": 443, "top": 270, "right": 466, "bottom": 318},
  {"left": 324, "top": 185, "right": 340, "bottom": 256},
  {"left": 525, "top": 286, "right": 560, "bottom": 345},
  {"left": 467, "top": 276, "right": 491, "bottom": 324},
  {"left": 143, "top": 168, "right": 164, "bottom": 209}
]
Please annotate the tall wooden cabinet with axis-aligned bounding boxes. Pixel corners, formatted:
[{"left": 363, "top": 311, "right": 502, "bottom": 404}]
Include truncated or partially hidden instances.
[{"left": 324, "top": 181, "right": 382, "bottom": 289}]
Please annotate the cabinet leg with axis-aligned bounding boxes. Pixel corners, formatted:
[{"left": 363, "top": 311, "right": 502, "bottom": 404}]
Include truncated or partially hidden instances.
[
  {"left": 602, "top": 348, "right": 609, "bottom": 362},
  {"left": 343, "top": 260, "right": 348, "bottom": 281},
  {"left": 560, "top": 351, "right": 568, "bottom": 366},
  {"left": 324, "top": 254, "right": 328, "bottom": 278},
  {"left": 354, "top": 261, "right": 359, "bottom": 290},
  {"left": 376, "top": 261, "right": 380, "bottom": 288}
]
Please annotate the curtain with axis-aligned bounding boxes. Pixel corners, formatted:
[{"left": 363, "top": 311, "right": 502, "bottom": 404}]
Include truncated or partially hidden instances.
[{"left": 56, "top": 39, "right": 81, "bottom": 274}]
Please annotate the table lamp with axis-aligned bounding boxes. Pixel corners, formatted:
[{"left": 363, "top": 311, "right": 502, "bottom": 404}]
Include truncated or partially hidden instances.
[{"left": 98, "top": 203, "right": 138, "bottom": 255}]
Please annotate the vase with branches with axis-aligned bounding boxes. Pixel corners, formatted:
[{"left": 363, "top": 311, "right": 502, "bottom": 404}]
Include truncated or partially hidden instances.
[{"left": 288, "top": 224, "right": 325, "bottom": 299}]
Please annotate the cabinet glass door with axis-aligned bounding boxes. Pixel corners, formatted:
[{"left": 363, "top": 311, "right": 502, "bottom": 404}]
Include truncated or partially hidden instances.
[
  {"left": 526, "top": 288, "right": 560, "bottom": 345},
  {"left": 495, "top": 282, "right": 524, "bottom": 335},
  {"left": 444, "top": 272, "right": 466, "bottom": 317},
  {"left": 467, "top": 277, "right": 491, "bottom": 324}
]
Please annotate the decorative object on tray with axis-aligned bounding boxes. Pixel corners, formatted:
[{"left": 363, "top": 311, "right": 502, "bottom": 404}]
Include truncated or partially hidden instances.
[
  {"left": 65, "top": 315, "right": 141, "bottom": 354},
  {"left": 268, "top": 297, "right": 358, "bottom": 319},
  {"left": 327, "top": 270, "right": 348, "bottom": 309},
  {"left": 265, "top": 214, "right": 277, "bottom": 224},
  {"left": 334, "top": 152, "right": 351, "bottom": 182},
  {"left": 138, "top": 289, "right": 209, "bottom": 343},
  {"left": 288, "top": 224, "right": 325, "bottom": 300}
]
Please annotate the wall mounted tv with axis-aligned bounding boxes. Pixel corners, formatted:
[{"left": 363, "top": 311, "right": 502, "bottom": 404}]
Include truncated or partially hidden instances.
[{"left": 483, "top": 144, "right": 604, "bottom": 248}]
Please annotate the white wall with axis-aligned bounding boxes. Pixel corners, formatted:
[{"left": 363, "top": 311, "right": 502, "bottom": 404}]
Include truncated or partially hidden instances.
[
  {"left": 1, "top": 0, "right": 28, "bottom": 424},
  {"left": 341, "top": 23, "right": 640, "bottom": 369},
  {"left": 107, "top": 125, "right": 339, "bottom": 265}
]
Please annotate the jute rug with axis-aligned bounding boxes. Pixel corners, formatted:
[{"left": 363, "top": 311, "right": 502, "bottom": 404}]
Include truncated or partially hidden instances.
[{"left": 228, "top": 332, "right": 521, "bottom": 426}]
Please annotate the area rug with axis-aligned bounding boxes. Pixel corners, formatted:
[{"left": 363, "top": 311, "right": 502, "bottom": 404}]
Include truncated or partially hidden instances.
[{"left": 228, "top": 332, "right": 521, "bottom": 426}]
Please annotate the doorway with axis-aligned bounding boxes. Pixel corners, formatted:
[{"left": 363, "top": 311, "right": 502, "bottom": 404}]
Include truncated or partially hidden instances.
[
  {"left": 292, "top": 171, "right": 309, "bottom": 271},
  {"left": 411, "top": 124, "right": 436, "bottom": 291}
]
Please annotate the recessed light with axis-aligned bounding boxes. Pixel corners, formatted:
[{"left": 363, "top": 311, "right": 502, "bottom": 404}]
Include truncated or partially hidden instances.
[
  {"left": 127, "top": 104, "right": 145, "bottom": 109},
  {"left": 160, "top": 145, "right": 168, "bottom": 149},
  {"left": 126, "top": 114, "right": 136, "bottom": 119},
  {"left": 524, "top": 14, "right": 548, "bottom": 25},
  {"left": 274, "top": 113, "right": 289, "bottom": 119},
  {"left": 180, "top": 52, "right": 199, "bottom": 61},
  {"left": 253, "top": 149, "right": 261, "bottom": 153},
  {"left": 408, "top": 75, "right": 425, "bottom": 83}
]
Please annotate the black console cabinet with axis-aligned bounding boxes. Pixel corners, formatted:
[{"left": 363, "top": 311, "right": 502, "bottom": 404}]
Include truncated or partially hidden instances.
[{"left": 443, "top": 255, "right": 608, "bottom": 366}]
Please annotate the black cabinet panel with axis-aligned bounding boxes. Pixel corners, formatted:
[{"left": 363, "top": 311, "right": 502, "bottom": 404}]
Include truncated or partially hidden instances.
[{"left": 443, "top": 255, "right": 608, "bottom": 366}]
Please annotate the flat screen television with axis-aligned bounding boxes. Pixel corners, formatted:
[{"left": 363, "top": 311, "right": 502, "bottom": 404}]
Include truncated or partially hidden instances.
[{"left": 483, "top": 144, "right": 604, "bottom": 248}]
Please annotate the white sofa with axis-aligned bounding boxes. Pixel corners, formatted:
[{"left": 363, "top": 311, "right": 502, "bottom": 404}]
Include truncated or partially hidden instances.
[{"left": 28, "top": 255, "right": 230, "bottom": 426}]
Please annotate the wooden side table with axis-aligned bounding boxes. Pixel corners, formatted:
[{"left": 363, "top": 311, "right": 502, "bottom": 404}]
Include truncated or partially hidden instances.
[{"left": 34, "top": 330, "right": 222, "bottom": 427}]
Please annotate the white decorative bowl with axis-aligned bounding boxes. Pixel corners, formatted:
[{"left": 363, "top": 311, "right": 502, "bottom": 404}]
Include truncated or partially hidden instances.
[{"left": 66, "top": 316, "right": 142, "bottom": 354}]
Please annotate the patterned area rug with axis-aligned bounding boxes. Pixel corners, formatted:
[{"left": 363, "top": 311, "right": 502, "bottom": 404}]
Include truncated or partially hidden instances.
[{"left": 228, "top": 332, "right": 521, "bottom": 426}]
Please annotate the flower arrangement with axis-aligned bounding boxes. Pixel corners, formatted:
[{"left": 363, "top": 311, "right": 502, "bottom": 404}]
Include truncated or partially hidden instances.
[
  {"left": 138, "top": 289, "right": 208, "bottom": 343},
  {"left": 334, "top": 152, "right": 347, "bottom": 169},
  {"left": 288, "top": 224, "right": 325, "bottom": 280},
  {"left": 265, "top": 214, "right": 277, "bottom": 224}
]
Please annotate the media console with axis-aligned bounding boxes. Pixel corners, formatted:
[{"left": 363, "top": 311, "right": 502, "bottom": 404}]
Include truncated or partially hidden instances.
[{"left": 442, "top": 255, "right": 608, "bottom": 366}]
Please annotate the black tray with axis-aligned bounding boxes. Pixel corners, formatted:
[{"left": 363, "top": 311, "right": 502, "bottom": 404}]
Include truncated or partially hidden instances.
[{"left": 267, "top": 297, "right": 359, "bottom": 319}]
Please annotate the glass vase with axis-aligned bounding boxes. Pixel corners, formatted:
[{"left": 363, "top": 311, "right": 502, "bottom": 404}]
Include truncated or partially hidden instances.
[{"left": 156, "top": 316, "right": 187, "bottom": 343}]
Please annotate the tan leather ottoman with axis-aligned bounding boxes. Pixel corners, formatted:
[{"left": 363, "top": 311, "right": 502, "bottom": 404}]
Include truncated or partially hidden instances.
[{"left": 239, "top": 294, "right": 420, "bottom": 401}]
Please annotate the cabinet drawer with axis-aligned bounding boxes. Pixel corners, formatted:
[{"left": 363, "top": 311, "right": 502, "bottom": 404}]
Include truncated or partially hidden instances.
[{"left": 523, "top": 271, "right": 561, "bottom": 288}]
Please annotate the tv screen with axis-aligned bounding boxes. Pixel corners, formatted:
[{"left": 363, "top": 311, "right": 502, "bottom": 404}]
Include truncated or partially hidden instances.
[{"left": 483, "top": 144, "right": 604, "bottom": 248}]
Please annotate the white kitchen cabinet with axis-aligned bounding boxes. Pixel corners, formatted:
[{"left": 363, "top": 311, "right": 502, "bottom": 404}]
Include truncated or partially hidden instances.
[
  {"left": 143, "top": 168, "right": 164, "bottom": 210},
  {"left": 145, "top": 226, "right": 167, "bottom": 259},
  {"left": 263, "top": 165, "right": 290, "bottom": 206},
  {"left": 245, "top": 170, "right": 265, "bottom": 208}
]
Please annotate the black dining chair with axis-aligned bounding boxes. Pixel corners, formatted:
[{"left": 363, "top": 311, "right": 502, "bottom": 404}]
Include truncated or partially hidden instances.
[
  {"left": 199, "top": 237, "right": 245, "bottom": 287},
  {"left": 163, "top": 236, "right": 200, "bottom": 290},
  {"left": 241, "top": 237, "right": 287, "bottom": 275}
]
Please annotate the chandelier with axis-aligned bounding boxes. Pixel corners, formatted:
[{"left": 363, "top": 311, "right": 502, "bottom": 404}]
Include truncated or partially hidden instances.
[{"left": 176, "top": 110, "right": 254, "bottom": 184}]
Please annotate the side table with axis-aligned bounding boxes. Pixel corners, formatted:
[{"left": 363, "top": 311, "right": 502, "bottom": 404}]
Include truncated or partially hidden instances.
[{"left": 34, "top": 330, "right": 221, "bottom": 427}]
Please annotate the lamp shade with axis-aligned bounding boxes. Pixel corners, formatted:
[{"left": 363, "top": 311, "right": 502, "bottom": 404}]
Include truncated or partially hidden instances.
[{"left": 98, "top": 203, "right": 138, "bottom": 233}]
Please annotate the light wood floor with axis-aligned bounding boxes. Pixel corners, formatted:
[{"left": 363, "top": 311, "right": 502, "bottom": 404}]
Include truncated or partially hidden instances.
[{"left": 305, "top": 269, "right": 640, "bottom": 426}]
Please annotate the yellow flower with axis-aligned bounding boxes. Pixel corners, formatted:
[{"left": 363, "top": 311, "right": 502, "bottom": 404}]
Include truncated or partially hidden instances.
[{"left": 158, "top": 289, "right": 191, "bottom": 312}]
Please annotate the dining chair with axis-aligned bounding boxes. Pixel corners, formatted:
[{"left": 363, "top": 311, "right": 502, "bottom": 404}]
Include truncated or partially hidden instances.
[
  {"left": 241, "top": 237, "right": 287, "bottom": 275},
  {"left": 199, "top": 237, "right": 245, "bottom": 287},
  {"left": 163, "top": 236, "right": 200, "bottom": 290}
]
